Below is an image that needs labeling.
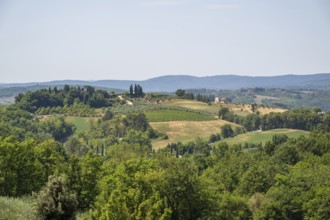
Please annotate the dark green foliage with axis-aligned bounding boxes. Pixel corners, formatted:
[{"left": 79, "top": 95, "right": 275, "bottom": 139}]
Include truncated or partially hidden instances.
[
  {"left": 15, "top": 85, "right": 117, "bottom": 112},
  {"left": 174, "top": 89, "right": 195, "bottom": 100},
  {"left": 182, "top": 92, "right": 195, "bottom": 100},
  {"left": 221, "top": 124, "right": 234, "bottom": 138},
  {"left": 175, "top": 89, "right": 185, "bottom": 97},
  {"left": 125, "top": 113, "right": 149, "bottom": 132},
  {"left": 35, "top": 175, "right": 78, "bottom": 220},
  {"left": 129, "top": 84, "right": 144, "bottom": 98},
  {"left": 195, "top": 94, "right": 212, "bottom": 103},
  {"left": 165, "top": 139, "right": 212, "bottom": 158},
  {"left": 208, "top": 133, "right": 221, "bottom": 143},
  {"left": 218, "top": 106, "right": 230, "bottom": 119},
  {"left": 38, "top": 116, "right": 74, "bottom": 141}
]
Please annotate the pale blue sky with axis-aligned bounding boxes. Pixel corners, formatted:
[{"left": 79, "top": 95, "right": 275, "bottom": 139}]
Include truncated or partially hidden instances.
[{"left": 0, "top": 0, "right": 329, "bottom": 82}]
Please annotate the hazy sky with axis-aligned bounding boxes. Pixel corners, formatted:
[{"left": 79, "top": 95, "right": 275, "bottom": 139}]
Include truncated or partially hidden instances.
[{"left": 0, "top": 0, "right": 329, "bottom": 82}]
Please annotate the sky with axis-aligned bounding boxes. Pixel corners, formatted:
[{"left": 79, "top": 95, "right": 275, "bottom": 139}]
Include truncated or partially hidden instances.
[{"left": 0, "top": 0, "right": 329, "bottom": 83}]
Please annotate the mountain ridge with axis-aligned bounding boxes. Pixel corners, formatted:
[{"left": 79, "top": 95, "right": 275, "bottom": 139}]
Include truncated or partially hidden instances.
[{"left": 0, "top": 73, "right": 329, "bottom": 92}]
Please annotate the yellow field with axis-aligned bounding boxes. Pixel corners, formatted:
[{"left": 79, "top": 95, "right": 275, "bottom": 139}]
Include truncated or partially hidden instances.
[{"left": 150, "top": 120, "right": 240, "bottom": 149}]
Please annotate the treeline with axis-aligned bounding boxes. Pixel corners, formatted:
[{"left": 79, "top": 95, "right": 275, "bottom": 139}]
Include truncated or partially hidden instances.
[
  {"left": 15, "top": 85, "right": 118, "bottom": 112},
  {"left": 36, "top": 103, "right": 96, "bottom": 117},
  {"left": 186, "top": 88, "right": 330, "bottom": 111},
  {"left": 219, "top": 107, "right": 330, "bottom": 132},
  {"left": 176, "top": 89, "right": 213, "bottom": 103}
]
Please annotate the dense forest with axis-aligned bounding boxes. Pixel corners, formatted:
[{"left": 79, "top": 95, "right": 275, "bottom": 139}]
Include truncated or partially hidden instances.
[{"left": 0, "top": 86, "right": 329, "bottom": 219}]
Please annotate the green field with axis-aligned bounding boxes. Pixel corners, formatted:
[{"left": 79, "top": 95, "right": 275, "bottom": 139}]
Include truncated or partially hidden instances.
[
  {"left": 65, "top": 116, "right": 99, "bottom": 133},
  {"left": 216, "top": 129, "right": 309, "bottom": 146},
  {"left": 145, "top": 109, "right": 214, "bottom": 122}
]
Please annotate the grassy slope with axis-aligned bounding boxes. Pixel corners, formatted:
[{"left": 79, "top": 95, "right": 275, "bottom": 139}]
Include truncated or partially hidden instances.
[
  {"left": 65, "top": 116, "right": 99, "bottom": 134},
  {"left": 145, "top": 109, "right": 214, "bottom": 122},
  {"left": 150, "top": 120, "right": 240, "bottom": 149},
  {"left": 0, "top": 196, "right": 35, "bottom": 220},
  {"left": 218, "top": 129, "right": 309, "bottom": 146}
]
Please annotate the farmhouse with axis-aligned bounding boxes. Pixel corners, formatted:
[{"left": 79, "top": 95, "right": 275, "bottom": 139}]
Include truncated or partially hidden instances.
[{"left": 215, "top": 97, "right": 231, "bottom": 104}]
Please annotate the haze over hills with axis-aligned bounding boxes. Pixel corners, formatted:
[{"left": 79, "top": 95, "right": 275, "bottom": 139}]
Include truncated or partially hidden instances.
[{"left": 0, "top": 73, "right": 329, "bottom": 92}]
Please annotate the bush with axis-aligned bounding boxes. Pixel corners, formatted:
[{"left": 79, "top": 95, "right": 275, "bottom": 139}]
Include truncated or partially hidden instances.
[{"left": 34, "top": 175, "right": 78, "bottom": 220}]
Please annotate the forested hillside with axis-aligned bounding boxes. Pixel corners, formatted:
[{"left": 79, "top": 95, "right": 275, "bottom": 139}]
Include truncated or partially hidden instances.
[
  {"left": 186, "top": 88, "right": 330, "bottom": 111},
  {"left": 0, "top": 86, "right": 329, "bottom": 219}
]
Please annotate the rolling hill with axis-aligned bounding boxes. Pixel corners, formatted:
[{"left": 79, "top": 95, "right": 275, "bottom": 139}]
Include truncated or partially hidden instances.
[{"left": 1, "top": 73, "right": 330, "bottom": 92}]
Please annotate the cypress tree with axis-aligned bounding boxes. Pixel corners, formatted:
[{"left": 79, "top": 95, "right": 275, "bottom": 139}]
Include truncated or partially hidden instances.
[{"left": 129, "top": 84, "right": 133, "bottom": 97}]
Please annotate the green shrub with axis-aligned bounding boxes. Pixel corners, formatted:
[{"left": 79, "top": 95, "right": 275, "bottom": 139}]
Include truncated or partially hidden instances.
[{"left": 34, "top": 175, "right": 78, "bottom": 220}]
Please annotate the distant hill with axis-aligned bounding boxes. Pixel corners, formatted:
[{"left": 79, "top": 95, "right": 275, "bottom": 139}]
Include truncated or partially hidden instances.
[{"left": 0, "top": 73, "right": 329, "bottom": 92}]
